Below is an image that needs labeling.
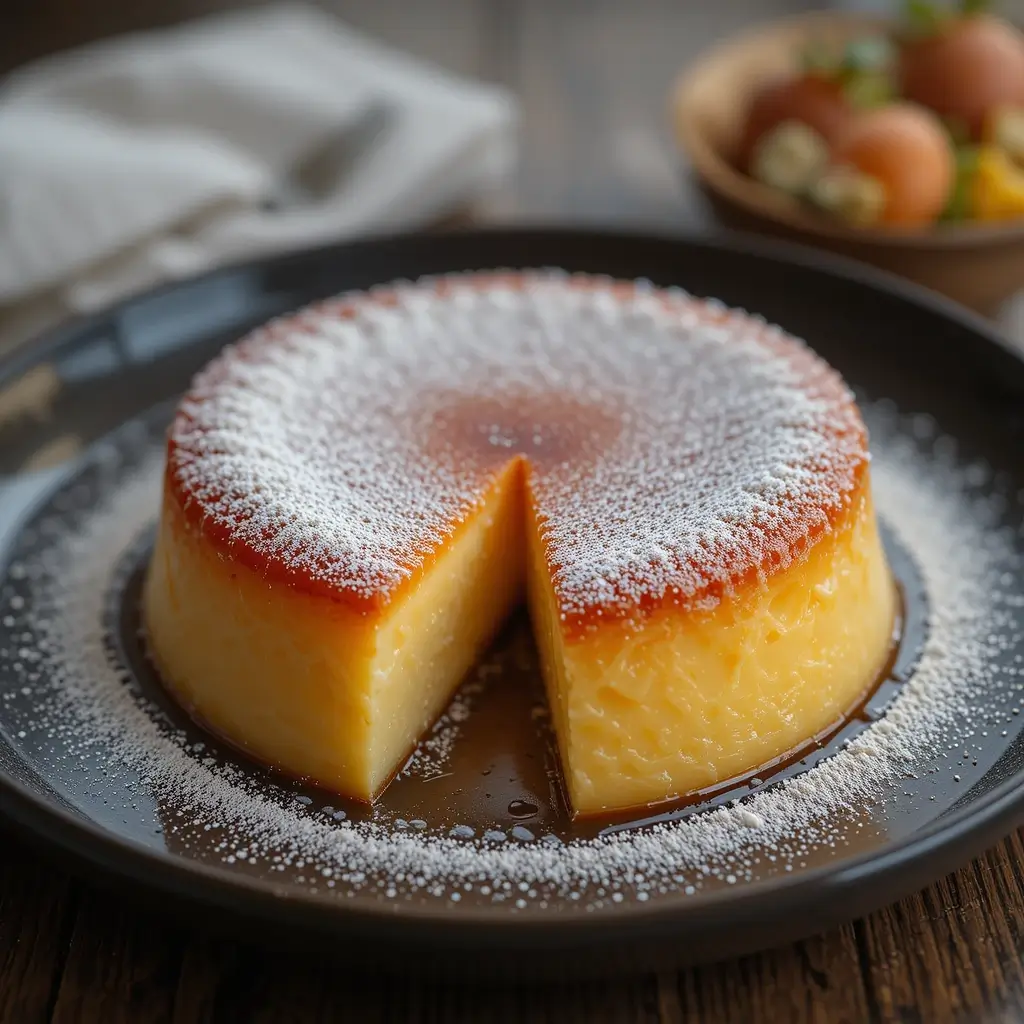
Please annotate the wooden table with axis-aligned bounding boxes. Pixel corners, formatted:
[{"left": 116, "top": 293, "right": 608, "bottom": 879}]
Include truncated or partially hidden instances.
[{"left": 5, "top": 2, "right": 1024, "bottom": 1020}]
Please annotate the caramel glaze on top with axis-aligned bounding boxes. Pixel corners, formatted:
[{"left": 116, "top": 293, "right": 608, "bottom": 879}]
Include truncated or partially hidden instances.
[{"left": 164, "top": 271, "right": 869, "bottom": 642}]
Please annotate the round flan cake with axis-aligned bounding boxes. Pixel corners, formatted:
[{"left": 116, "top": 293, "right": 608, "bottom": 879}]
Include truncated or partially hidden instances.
[{"left": 142, "top": 270, "right": 897, "bottom": 816}]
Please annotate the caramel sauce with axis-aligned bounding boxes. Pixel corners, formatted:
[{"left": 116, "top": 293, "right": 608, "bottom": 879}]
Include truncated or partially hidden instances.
[
  {"left": 418, "top": 387, "right": 623, "bottom": 470},
  {"left": 126, "top": 518, "right": 923, "bottom": 844}
]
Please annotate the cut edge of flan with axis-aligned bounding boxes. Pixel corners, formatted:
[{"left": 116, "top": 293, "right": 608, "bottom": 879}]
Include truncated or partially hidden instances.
[{"left": 528, "top": 470, "right": 897, "bottom": 816}]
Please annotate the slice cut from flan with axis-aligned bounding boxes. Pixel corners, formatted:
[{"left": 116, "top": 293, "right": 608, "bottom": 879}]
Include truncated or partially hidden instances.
[
  {"left": 143, "top": 271, "right": 897, "bottom": 816},
  {"left": 146, "top": 459, "right": 527, "bottom": 801}
]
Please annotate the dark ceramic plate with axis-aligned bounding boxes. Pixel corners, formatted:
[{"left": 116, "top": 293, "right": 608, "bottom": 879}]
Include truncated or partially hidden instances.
[{"left": 1, "top": 228, "right": 1024, "bottom": 981}]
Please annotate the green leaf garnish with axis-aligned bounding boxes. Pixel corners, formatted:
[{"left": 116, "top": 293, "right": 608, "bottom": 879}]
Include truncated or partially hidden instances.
[
  {"left": 902, "top": 0, "right": 959, "bottom": 37},
  {"left": 842, "top": 71, "right": 896, "bottom": 110},
  {"left": 902, "top": 0, "right": 989, "bottom": 35},
  {"left": 843, "top": 35, "right": 896, "bottom": 73},
  {"left": 941, "top": 145, "right": 980, "bottom": 222},
  {"left": 800, "top": 38, "right": 841, "bottom": 75}
]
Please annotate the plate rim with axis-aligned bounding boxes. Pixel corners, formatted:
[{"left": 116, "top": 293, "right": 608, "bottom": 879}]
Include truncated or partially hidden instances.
[{"left": 3, "top": 224, "right": 1024, "bottom": 953}]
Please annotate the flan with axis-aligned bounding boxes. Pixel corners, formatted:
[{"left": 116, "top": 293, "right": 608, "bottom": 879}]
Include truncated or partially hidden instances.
[{"left": 142, "top": 271, "right": 897, "bottom": 816}]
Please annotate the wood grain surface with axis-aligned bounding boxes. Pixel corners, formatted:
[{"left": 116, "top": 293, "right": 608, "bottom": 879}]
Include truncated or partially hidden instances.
[{"left": 4, "top": 1, "right": 1024, "bottom": 1020}]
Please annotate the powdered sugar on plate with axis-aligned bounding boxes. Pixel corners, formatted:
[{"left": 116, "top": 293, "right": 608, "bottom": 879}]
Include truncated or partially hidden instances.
[{"left": 0, "top": 392, "right": 1022, "bottom": 910}]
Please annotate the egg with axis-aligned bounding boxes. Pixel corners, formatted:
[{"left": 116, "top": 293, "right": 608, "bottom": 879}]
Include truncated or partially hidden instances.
[
  {"left": 829, "top": 103, "right": 955, "bottom": 226},
  {"left": 900, "top": 14, "right": 1024, "bottom": 139}
]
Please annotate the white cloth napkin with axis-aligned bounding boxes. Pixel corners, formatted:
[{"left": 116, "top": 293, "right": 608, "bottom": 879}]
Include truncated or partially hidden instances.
[{"left": 0, "top": 2, "right": 518, "bottom": 323}]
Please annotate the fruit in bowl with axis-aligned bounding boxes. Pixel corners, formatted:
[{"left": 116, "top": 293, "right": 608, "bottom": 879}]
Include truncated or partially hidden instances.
[
  {"left": 736, "top": 0, "right": 1024, "bottom": 229},
  {"left": 900, "top": 3, "right": 1024, "bottom": 138}
]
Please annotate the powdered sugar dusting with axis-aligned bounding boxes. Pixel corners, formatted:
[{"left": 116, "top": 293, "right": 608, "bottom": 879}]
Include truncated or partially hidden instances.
[
  {"left": 1, "top": 396, "right": 1020, "bottom": 909},
  {"left": 168, "top": 271, "right": 866, "bottom": 623}
]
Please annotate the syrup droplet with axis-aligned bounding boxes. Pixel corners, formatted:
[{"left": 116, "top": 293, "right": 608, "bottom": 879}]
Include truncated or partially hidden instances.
[{"left": 508, "top": 799, "right": 538, "bottom": 819}]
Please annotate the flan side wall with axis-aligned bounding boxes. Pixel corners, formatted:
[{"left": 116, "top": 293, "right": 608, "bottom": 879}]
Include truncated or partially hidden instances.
[
  {"left": 143, "top": 465, "right": 529, "bottom": 800},
  {"left": 540, "top": 476, "right": 898, "bottom": 816}
]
